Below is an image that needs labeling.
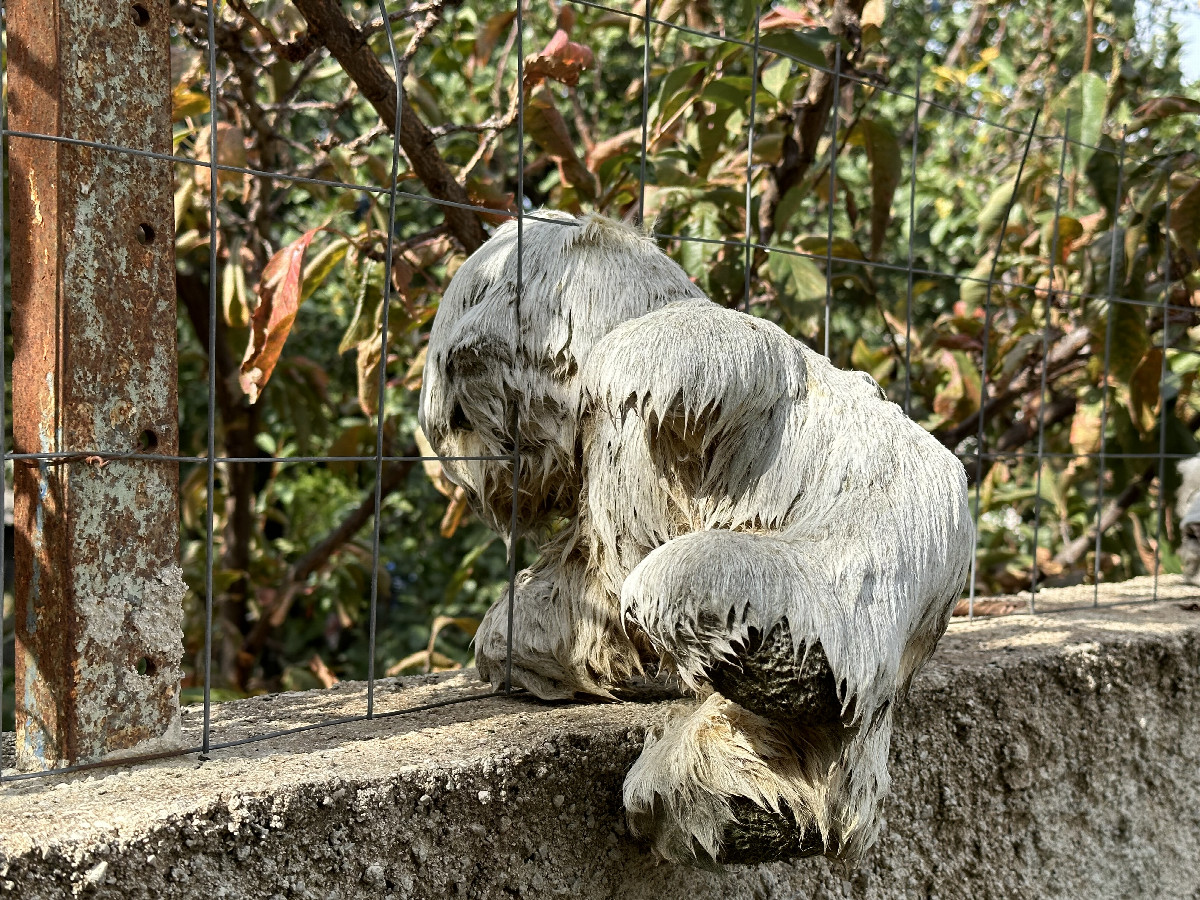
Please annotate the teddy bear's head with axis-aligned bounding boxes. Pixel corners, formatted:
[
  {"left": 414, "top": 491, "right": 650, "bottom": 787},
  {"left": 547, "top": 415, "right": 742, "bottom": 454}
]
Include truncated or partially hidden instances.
[{"left": 419, "top": 211, "right": 703, "bottom": 536}]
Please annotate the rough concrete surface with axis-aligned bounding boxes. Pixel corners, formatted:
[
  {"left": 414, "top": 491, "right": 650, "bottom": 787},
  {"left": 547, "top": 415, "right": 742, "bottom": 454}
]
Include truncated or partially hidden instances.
[{"left": 2, "top": 576, "right": 1200, "bottom": 900}]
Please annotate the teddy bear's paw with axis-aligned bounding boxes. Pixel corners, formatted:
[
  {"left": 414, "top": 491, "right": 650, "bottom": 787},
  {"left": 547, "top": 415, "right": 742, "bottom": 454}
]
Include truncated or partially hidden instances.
[
  {"left": 473, "top": 583, "right": 638, "bottom": 701},
  {"left": 475, "top": 651, "right": 597, "bottom": 701},
  {"left": 623, "top": 693, "right": 839, "bottom": 866},
  {"left": 707, "top": 622, "right": 847, "bottom": 726},
  {"left": 474, "top": 615, "right": 615, "bottom": 701}
]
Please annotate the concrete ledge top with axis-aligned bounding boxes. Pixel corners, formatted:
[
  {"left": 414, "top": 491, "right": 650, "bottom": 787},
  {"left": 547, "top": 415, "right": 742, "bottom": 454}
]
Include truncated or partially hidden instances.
[{"left": 3, "top": 576, "right": 1200, "bottom": 899}]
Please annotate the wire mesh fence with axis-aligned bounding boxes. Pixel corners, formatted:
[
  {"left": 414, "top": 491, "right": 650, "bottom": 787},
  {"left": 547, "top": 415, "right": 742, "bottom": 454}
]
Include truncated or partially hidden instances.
[{"left": 0, "top": 0, "right": 1197, "bottom": 783}]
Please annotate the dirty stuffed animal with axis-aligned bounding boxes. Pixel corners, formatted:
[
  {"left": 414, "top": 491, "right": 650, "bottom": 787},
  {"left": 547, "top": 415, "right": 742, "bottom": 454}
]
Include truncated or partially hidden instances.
[{"left": 418, "top": 211, "right": 975, "bottom": 866}]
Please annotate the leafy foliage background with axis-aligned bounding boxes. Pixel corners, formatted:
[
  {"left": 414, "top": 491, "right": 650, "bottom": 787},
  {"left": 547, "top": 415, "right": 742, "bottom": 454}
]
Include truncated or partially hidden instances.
[{"left": 3, "top": 0, "right": 1200, "bottom": 722}]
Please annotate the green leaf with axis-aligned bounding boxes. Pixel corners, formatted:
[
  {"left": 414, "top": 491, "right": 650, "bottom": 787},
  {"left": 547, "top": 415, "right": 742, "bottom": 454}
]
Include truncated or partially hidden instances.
[
  {"left": 171, "top": 83, "right": 210, "bottom": 122},
  {"left": 773, "top": 184, "right": 807, "bottom": 235},
  {"left": 1050, "top": 72, "right": 1108, "bottom": 171},
  {"left": 975, "top": 171, "right": 1031, "bottom": 253},
  {"left": 1040, "top": 215, "right": 1083, "bottom": 261},
  {"left": 1128, "top": 348, "right": 1163, "bottom": 435},
  {"left": 1069, "top": 400, "right": 1104, "bottom": 455},
  {"left": 960, "top": 253, "right": 996, "bottom": 309},
  {"left": 853, "top": 119, "right": 902, "bottom": 260},
  {"left": 761, "top": 59, "right": 789, "bottom": 99},
  {"left": 774, "top": 251, "right": 826, "bottom": 298},
  {"left": 696, "top": 106, "right": 734, "bottom": 175},
  {"left": 851, "top": 337, "right": 893, "bottom": 382},
  {"left": 1085, "top": 135, "right": 1123, "bottom": 219},
  {"left": 657, "top": 61, "right": 709, "bottom": 124},
  {"left": 797, "top": 235, "right": 865, "bottom": 260},
  {"left": 700, "top": 77, "right": 770, "bottom": 110},
  {"left": 933, "top": 349, "right": 981, "bottom": 423},
  {"left": 679, "top": 201, "right": 722, "bottom": 286},
  {"left": 767, "top": 250, "right": 826, "bottom": 330},
  {"left": 701, "top": 78, "right": 748, "bottom": 109},
  {"left": 1170, "top": 181, "right": 1200, "bottom": 253},
  {"left": 339, "top": 260, "right": 383, "bottom": 355},
  {"left": 301, "top": 237, "right": 349, "bottom": 302},
  {"left": 1106, "top": 300, "right": 1150, "bottom": 384},
  {"left": 445, "top": 538, "right": 497, "bottom": 605},
  {"left": 759, "top": 30, "right": 828, "bottom": 69}
]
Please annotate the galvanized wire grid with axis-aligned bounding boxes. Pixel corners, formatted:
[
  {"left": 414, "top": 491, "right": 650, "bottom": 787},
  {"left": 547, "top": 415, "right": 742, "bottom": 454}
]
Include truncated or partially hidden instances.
[{"left": 0, "top": 0, "right": 1187, "bottom": 783}]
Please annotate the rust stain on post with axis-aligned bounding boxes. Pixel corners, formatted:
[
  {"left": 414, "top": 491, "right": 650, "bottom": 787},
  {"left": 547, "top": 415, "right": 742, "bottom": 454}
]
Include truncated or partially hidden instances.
[{"left": 8, "top": 0, "right": 184, "bottom": 769}]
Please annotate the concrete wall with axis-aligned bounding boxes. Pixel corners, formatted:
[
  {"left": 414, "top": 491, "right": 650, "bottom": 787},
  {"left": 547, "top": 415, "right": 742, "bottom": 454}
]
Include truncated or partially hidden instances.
[{"left": 2, "top": 577, "right": 1200, "bottom": 900}]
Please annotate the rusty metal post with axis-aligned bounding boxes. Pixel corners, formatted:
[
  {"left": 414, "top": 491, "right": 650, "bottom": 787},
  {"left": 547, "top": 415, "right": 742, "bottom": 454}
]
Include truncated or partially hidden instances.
[{"left": 7, "top": 0, "right": 184, "bottom": 770}]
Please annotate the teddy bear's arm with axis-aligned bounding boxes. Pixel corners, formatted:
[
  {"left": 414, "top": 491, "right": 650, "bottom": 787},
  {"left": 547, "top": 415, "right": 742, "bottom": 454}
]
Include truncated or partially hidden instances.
[{"left": 581, "top": 298, "right": 803, "bottom": 443}]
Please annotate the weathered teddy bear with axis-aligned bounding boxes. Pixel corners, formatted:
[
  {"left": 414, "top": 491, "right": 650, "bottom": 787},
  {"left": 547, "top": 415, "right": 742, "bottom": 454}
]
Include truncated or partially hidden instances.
[{"left": 419, "top": 211, "right": 974, "bottom": 866}]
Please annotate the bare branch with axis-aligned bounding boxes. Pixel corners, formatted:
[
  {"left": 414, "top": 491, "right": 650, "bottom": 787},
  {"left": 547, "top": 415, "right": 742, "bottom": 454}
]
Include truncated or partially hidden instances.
[
  {"left": 430, "top": 106, "right": 519, "bottom": 139},
  {"left": 400, "top": 0, "right": 446, "bottom": 69}
]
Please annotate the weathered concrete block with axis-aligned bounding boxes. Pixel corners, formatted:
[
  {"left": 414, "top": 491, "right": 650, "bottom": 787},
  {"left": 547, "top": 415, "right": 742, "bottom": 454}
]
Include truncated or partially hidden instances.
[{"left": 2, "top": 577, "right": 1199, "bottom": 900}]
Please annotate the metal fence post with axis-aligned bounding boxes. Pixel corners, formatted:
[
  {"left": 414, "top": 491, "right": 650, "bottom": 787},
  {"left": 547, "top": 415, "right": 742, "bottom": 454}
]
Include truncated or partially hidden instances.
[{"left": 7, "top": 0, "right": 183, "bottom": 770}]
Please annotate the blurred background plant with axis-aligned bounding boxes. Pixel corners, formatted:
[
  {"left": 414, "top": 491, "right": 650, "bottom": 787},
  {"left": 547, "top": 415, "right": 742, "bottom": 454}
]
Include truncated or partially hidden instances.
[{"left": 3, "top": 0, "right": 1199, "bottom": 724}]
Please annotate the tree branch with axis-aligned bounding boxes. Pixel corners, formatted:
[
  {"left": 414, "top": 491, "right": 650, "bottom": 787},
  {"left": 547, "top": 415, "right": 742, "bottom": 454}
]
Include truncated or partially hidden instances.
[
  {"left": 1052, "top": 466, "right": 1155, "bottom": 570},
  {"left": 757, "top": 0, "right": 866, "bottom": 245},
  {"left": 289, "top": 0, "right": 487, "bottom": 253},
  {"left": 995, "top": 395, "right": 1078, "bottom": 452},
  {"left": 1052, "top": 409, "right": 1200, "bottom": 571},
  {"left": 934, "top": 326, "right": 1091, "bottom": 449}
]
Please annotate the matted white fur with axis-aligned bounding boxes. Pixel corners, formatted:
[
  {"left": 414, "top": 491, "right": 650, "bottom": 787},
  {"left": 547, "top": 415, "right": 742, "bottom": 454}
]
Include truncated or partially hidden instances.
[
  {"left": 1178, "top": 455, "right": 1200, "bottom": 584},
  {"left": 419, "top": 211, "right": 974, "bottom": 866}
]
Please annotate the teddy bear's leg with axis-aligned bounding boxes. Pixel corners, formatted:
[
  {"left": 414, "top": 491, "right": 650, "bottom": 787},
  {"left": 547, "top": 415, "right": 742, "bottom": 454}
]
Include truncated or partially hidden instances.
[
  {"left": 621, "top": 529, "right": 909, "bottom": 864},
  {"left": 474, "top": 553, "right": 643, "bottom": 700},
  {"left": 622, "top": 692, "right": 845, "bottom": 865}
]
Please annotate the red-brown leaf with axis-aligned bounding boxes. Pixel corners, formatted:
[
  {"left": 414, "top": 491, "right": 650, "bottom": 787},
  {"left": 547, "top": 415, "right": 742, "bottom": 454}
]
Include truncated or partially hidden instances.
[
  {"left": 239, "top": 228, "right": 322, "bottom": 404},
  {"left": 467, "top": 177, "right": 518, "bottom": 225},
  {"left": 524, "top": 41, "right": 595, "bottom": 88},
  {"left": 523, "top": 10, "right": 594, "bottom": 90},
  {"left": 474, "top": 10, "right": 517, "bottom": 64},
  {"left": 524, "top": 87, "right": 595, "bottom": 195},
  {"left": 952, "top": 599, "right": 1020, "bottom": 617},
  {"left": 760, "top": 7, "right": 820, "bottom": 30}
]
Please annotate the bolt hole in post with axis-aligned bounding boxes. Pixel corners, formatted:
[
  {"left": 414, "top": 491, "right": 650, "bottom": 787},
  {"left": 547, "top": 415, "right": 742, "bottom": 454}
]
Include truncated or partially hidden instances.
[
  {"left": 136, "top": 222, "right": 156, "bottom": 245},
  {"left": 138, "top": 429, "right": 159, "bottom": 451},
  {"left": 130, "top": 4, "right": 150, "bottom": 26}
]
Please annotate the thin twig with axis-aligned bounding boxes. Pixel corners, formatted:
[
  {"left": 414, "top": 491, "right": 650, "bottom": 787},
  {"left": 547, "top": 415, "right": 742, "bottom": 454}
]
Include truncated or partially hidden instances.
[{"left": 362, "top": 0, "right": 445, "bottom": 37}]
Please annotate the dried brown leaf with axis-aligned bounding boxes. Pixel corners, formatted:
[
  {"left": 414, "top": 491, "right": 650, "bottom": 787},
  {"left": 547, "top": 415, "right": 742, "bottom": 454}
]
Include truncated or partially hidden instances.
[
  {"left": 308, "top": 654, "right": 339, "bottom": 688},
  {"left": 952, "top": 599, "right": 1021, "bottom": 617},
  {"left": 239, "top": 228, "right": 323, "bottom": 404},
  {"left": 440, "top": 486, "right": 470, "bottom": 537}
]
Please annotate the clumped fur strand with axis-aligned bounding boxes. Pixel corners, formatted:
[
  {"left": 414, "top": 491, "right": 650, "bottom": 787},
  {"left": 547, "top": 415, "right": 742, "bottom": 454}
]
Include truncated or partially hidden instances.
[{"left": 420, "top": 211, "right": 974, "bottom": 866}]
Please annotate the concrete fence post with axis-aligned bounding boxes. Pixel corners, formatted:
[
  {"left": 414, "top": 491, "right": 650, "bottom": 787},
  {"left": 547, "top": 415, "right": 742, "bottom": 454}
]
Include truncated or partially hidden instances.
[{"left": 7, "top": 0, "right": 185, "bottom": 770}]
